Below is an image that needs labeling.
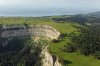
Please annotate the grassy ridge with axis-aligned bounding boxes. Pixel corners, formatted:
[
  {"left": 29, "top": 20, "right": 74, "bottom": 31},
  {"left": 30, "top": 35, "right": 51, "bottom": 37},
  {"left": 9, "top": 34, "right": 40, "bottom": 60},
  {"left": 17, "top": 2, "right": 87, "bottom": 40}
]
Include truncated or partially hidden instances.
[{"left": 0, "top": 17, "right": 100, "bottom": 66}]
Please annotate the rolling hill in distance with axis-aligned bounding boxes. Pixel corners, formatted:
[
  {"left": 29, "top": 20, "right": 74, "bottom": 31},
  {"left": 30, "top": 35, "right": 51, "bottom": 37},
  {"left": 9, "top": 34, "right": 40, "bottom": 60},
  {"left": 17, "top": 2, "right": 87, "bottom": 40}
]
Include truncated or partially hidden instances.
[
  {"left": 86, "top": 11, "right": 100, "bottom": 17},
  {"left": 0, "top": 7, "right": 99, "bottom": 17}
]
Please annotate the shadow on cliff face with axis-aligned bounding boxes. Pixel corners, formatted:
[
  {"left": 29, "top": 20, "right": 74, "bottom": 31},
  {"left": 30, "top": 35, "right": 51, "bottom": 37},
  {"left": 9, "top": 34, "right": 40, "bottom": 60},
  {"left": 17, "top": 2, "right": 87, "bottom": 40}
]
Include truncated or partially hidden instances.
[
  {"left": 0, "top": 36, "right": 31, "bottom": 53},
  {"left": 0, "top": 36, "right": 42, "bottom": 66}
]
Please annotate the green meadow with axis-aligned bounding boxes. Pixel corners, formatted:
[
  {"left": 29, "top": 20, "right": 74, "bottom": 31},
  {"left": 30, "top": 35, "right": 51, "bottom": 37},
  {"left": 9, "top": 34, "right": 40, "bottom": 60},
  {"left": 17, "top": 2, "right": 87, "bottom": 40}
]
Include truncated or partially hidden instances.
[{"left": 0, "top": 17, "right": 100, "bottom": 66}]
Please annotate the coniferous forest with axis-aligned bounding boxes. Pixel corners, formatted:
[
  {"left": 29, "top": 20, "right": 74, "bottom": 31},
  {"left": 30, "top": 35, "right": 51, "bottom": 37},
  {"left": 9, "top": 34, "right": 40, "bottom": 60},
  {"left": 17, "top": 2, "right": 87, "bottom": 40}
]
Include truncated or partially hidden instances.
[{"left": 64, "top": 25, "right": 100, "bottom": 59}]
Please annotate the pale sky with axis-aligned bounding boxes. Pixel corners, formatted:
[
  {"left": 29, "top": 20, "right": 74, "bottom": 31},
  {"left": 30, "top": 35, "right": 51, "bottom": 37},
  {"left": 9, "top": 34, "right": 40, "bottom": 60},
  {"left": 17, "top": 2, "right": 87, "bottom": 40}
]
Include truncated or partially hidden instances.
[{"left": 0, "top": 0, "right": 100, "bottom": 16}]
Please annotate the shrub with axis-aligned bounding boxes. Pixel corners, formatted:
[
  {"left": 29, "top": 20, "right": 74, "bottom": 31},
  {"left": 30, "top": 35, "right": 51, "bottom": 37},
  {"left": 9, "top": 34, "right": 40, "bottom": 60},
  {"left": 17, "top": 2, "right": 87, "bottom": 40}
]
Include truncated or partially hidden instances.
[{"left": 52, "top": 39, "right": 59, "bottom": 43}]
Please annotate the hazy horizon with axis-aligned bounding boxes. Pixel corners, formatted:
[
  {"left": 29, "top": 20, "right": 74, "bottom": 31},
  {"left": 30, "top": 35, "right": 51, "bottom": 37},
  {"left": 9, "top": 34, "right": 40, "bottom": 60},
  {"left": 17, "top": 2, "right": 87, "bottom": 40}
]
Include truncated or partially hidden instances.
[{"left": 0, "top": 0, "right": 100, "bottom": 16}]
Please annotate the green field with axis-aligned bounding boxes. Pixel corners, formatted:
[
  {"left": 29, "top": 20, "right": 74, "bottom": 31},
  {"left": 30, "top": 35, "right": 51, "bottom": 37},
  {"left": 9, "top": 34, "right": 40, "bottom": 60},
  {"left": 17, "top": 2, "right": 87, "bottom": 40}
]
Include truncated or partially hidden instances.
[{"left": 0, "top": 17, "right": 100, "bottom": 66}]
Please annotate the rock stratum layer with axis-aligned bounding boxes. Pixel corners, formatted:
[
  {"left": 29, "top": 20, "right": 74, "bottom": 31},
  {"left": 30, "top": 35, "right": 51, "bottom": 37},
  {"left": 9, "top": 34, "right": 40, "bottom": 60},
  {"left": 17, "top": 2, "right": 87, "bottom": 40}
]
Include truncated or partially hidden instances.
[
  {"left": 0, "top": 25, "right": 60, "bottom": 39},
  {"left": 0, "top": 24, "right": 62, "bottom": 66}
]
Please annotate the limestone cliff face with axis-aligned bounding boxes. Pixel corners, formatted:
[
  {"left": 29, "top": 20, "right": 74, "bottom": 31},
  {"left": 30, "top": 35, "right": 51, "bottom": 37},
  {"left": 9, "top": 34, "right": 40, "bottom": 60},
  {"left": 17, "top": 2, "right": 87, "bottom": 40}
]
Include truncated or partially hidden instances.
[
  {"left": 40, "top": 46, "right": 62, "bottom": 66},
  {"left": 1, "top": 25, "right": 60, "bottom": 39},
  {"left": 0, "top": 25, "right": 61, "bottom": 66}
]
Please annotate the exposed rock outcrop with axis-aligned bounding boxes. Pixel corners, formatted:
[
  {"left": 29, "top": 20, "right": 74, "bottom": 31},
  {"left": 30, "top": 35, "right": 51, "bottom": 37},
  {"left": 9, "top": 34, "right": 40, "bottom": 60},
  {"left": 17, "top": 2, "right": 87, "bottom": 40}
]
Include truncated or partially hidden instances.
[
  {"left": 0, "top": 24, "right": 62, "bottom": 66},
  {"left": 0, "top": 25, "right": 60, "bottom": 39},
  {"left": 40, "top": 46, "right": 62, "bottom": 66}
]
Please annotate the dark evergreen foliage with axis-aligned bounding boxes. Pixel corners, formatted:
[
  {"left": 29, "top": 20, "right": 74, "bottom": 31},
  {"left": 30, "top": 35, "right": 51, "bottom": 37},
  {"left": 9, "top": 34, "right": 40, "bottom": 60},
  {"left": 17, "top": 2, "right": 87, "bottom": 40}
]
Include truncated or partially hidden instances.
[{"left": 64, "top": 26, "right": 100, "bottom": 59}]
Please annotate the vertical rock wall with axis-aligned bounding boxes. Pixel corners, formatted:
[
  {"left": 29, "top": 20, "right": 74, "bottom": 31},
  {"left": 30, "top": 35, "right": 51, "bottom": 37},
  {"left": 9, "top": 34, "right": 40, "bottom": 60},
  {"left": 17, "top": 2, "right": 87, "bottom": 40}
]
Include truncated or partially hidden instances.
[
  {"left": 0, "top": 25, "right": 60, "bottom": 39},
  {"left": 40, "top": 46, "right": 62, "bottom": 66}
]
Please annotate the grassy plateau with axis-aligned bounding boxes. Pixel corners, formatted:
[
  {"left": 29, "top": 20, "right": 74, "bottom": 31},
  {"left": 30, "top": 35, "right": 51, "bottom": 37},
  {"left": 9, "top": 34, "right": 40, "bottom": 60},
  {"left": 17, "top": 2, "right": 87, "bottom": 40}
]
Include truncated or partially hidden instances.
[{"left": 0, "top": 17, "right": 100, "bottom": 66}]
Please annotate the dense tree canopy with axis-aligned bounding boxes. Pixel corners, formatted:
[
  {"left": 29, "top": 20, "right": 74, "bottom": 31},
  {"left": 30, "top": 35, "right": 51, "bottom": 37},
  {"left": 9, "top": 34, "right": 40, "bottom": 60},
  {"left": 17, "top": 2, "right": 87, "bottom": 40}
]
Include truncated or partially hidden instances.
[{"left": 64, "top": 25, "right": 100, "bottom": 59}]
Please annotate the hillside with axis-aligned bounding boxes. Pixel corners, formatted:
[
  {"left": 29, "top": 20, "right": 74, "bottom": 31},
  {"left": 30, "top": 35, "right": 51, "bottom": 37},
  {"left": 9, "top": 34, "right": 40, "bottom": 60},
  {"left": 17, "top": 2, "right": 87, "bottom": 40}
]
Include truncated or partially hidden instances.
[
  {"left": 87, "top": 11, "right": 100, "bottom": 17},
  {"left": 0, "top": 17, "right": 100, "bottom": 66}
]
